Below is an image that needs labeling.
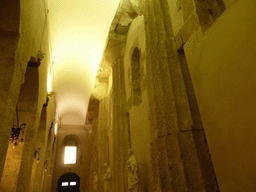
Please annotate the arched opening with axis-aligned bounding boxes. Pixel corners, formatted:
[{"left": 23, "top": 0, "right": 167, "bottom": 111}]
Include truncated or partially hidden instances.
[
  {"left": 0, "top": 66, "right": 39, "bottom": 191},
  {"left": 58, "top": 172, "right": 80, "bottom": 192}
]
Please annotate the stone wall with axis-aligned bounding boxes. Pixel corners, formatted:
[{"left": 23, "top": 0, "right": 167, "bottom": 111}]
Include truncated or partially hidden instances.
[
  {"left": 51, "top": 124, "right": 90, "bottom": 192},
  {"left": 83, "top": 0, "right": 256, "bottom": 191},
  {"left": 0, "top": 0, "right": 57, "bottom": 191},
  {"left": 184, "top": 0, "right": 256, "bottom": 190},
  {"left": 87, "top": 0, "right": 219, "bottom": 191},
  {"left": 123, "top": 15, "right": 154, "bottom": 192}
]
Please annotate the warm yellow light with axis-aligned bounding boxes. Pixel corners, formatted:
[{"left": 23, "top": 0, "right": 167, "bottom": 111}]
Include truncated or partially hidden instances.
[
  {"left": 48, "top": 0, "right": 120, "bottom": 125},
  {"left": 54, "top": 123, "right": 58, "bottom": 135},
  {"left": 64, "top": 146, "right": 77, "bottom": 164},
  {"left": 47, "top": 74, "right": 52, "bottom": 93},
  {"left": 70, "top": 182, "right": 76, "bottom": 186},
  {"left": 61, "top": 182, "right": 68, "bottom": 186}
]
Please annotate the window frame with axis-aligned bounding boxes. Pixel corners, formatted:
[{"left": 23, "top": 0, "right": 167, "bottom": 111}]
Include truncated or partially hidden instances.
[{"left": 64, "top": 146, "right": 77, "bottom": 165}]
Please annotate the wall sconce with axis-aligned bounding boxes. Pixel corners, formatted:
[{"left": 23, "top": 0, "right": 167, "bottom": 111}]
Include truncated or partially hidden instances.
[
  {"left": 10, "top": 106, "right": 26, "bottom": 149},
  {"left": 44, "top": 160, "right": 48, "bottom": 172},
  {"left": 43, "top": 92, "right": 56, "bottom": 108},
  {"left": 43, "top": 96, "right": 50, "bottom": 107},
  {"left": 47, "top": 92, "right": 55, "bottom": 97},
  {"left": 28, "top": 50, "right": 45, "bottom": 67},
  {"left": 49, "top": 122, "right": 54, "bottom": 130},
  {"left": 34, "top": 148, "right": 40, "bottom": 163}
]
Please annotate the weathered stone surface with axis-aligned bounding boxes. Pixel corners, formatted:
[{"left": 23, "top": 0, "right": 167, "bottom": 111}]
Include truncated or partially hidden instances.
[
  {"left": 175, "top": 32, "right": 184, "bottom": 50},
  {"left": 0, "top": 0, "right": 20, "bottom": 33},
  {"left": 119, "top": 12, "right": 133, "bottom": 26},
  {"left": 115, "top": 24, "right": 131, "bottom": 35},
  {"left": 3, "top": 0, "right": 253, "bottom": 191},
  {"left": 182, "top": 0, "right": 196, "bottom": 21},
  {"left": 179, "top": 12, "right": 200, "bottom": 43},
  {"left": 165, "top": 134, "right": 187, "bottom": 191},
  {"left": 178, "top": 130, "right": 218, "bottom": 191}
]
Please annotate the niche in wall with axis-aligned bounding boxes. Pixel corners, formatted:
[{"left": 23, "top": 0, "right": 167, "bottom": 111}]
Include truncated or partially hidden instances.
[{"left": 131, "top": 47, "right": 142, "bottom": 106}]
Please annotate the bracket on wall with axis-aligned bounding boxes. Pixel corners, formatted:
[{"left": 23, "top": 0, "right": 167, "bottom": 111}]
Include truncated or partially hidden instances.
[
  {"left": 28, "top": 51, "right": 45, "bottom": 67},
  {"left": 43, "top": 96, "right": 49, "bottom": 107},
  {"left": 49, "top": 122, "right": 54, "bottom": 130},
  {"left": 43, "top": 92, "right": 55, "bottom": 108},
  {"left": 34, "top": 148, "right": 40, "bottom": 163}
]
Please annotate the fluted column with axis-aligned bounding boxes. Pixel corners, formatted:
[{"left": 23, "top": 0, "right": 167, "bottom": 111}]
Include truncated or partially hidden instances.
[{"left": 143, "top": 0, "right": 218, "bottom": 191}]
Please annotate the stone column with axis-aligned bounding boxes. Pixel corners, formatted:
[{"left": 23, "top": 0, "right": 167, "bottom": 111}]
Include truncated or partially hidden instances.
[
  {"left": 97, "top": 100, "right": 107, "bottom": 191},
  {"left": 143, "top": 0, "right": 218, "bottom": 191},
  {"left": 112, "top": 57, "right": 130, "bottom": 192},
  {"left": 90, "top": 117, "right": 99, "bottom": 192},
  {"left": 119, "top": 57, "right": 130, "bottom": 191},
  {"left": 112, "top": 60, "right": 120, "bottom": 192},
  {"left": 0, "top": 0, "right": 20, "bottom": 181},
  {"left": 16, "top": 113, "right": 39, "bottom": 192},
  {"left": 31, "top": 110, "right": 48, "bottom": 192},
  {"left": 41, "top": 140, "right": 51, "bottom": 192}
]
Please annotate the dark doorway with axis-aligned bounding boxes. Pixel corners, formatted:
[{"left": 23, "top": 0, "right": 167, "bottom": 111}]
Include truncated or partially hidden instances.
[{"left": 58, "top": 172, "right": 80, "bottom": 192}]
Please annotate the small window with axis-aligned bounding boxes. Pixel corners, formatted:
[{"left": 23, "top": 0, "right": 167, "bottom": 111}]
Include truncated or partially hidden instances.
[
  {"left": 64, "top": 146, "right": 77, "bottom": 164},
  {"left": 61, "top": 181, "right": 76, "bottom": 186},
  {"left": 70, "top": 181, "right": 76, "bottom": 186},
  {"left": 61, "top": 182, "right": 68, "bottom": 186}
]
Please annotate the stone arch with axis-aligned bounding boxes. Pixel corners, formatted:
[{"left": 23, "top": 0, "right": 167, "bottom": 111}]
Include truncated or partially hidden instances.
[
  {"left": 15, "top": 65, "right": 41, "bottom": 192},
  {"left": 62, "top": 134, "right": 80, "bottom": 146},
  {"left": 17, "top": 66, "right": 39, "bottom": 112},
  {"left": 0, "top": 65, "right": 40, "bottom": 191}
]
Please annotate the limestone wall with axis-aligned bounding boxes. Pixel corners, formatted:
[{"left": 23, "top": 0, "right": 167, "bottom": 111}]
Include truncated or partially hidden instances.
[
  {"left": 123, "top": 15, "right": 154, "bottom": 191},
  {"left": 0, "top": 0, "right": 57, "bottom": 191},
  {"left": 184, "top": 0, "right": 256, "bottom": 191},
  {"left": 223, "top": 0, "right": 237, "bottom": 8},
  {"left": 167, "top": 0, "right": 224, "bottom": 50},
  {"left": 88, "top": 0, "right": 220, "bottom": 191},
  {"left": 51, "top": 124, "right": 90, "bottom": 192}
]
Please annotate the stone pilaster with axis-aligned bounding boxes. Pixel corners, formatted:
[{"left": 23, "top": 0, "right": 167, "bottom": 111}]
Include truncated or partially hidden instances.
[
  {"left": 0, "top": 0, "right": 20, "bottom": 180},
  {"left": 31, "top": 108, "right": 47, "bottom": 192},
  {"left": 143, "top": 0, "right": 218, "bottom": 191},
  {"left": 16, "top": 113, "right": 39, "bottom": 192},
  {"left": 111, "top": 57, "right": 130, "bottom": 192}
]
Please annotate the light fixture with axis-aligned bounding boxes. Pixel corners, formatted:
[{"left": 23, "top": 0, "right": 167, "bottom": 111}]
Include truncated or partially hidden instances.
[
  {"left": 43, "top": 96, "right": 50, "bottom": 107},
  {"left": 34, "top": 148, "right": 40, "bottom": 163},
  {"left": 44, "top": 92, "right": 55, "bottom": 107},
  {"left": 27, "top": 50, "right": 45, "bottom": 67},
  {"left": 54, "top": 122, "right": 58, "bottom": 135},
  {"left": 10, "top": 106, "right": 26, "bottom": 149},
  {"left": 44, "top": 160, "right": 48, "bottom": 172},
  {"left": 47, "top": 91, "right": 55, "bottom": 97}
]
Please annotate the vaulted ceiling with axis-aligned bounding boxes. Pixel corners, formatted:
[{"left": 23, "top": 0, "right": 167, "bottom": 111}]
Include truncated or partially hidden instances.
[{"left": 48, "top": 0, "right": 120, "bottom": 125}]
